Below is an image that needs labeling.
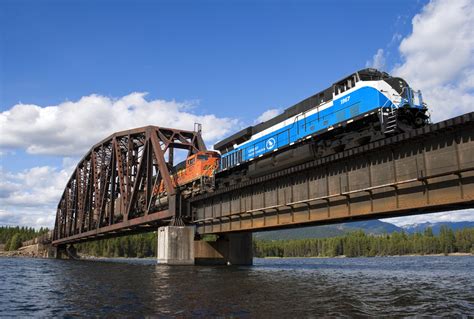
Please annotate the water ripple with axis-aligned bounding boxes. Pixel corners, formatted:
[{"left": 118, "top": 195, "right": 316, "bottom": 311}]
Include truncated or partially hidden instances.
[{"left": 0, "top": 256, "right": 473, "bottom": 317}]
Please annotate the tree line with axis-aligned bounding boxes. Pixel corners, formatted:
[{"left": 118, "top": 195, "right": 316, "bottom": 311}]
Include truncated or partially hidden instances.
[
  {"left": 0, "top": 226, "right": 50, "bottom": 251},
  {"left": 73, "top": 226, "right": 474, "bottom": 258},
  {"left": 254, "top": 227, "right": 474, "bottom": 258},
  {"left": 2, "top": 225, "right": 473, "bottom": 258},
  {"left": 76, "top": 233, "right": 157, "bottom": 258}
]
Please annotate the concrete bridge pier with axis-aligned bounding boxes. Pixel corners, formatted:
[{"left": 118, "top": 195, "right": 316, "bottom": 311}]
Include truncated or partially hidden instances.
[
  {"left": 157, "top": 226, "right": 253, "bottom": 266},
  {"left": 157, "top": 226, "right": 195, "bottom": 265},
  {"left": 54, "top": 245, "right": 66, "bottom": 259},
  {"left": 54, "top": 244, "right": 79, "bottom": 259}
]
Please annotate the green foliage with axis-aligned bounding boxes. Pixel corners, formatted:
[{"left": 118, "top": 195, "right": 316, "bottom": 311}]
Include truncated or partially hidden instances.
[
  {"left": 76, "top": 233, "right": 157, "bottom": 258},
  {"left": 9, "top": 226, "right": 469, "bottom": 259},
  {"left": 0, "top": 226, "right": 50, "bottom": 251},
  {"left": 8, "top": 234, "right": 23, "bottom": 250},
  {"left": 254, "top": 227, "right": 474, "bottom": 258}
]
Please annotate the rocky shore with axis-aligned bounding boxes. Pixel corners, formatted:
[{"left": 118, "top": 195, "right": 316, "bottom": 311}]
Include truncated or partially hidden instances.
[{"left": 0, "top": 244, "right": 51, "bottom": 258}]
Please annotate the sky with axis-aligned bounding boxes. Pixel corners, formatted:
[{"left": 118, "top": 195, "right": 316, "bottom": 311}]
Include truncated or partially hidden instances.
[{"left": 0, "top": 0, "right": 473, "bottom": 228}]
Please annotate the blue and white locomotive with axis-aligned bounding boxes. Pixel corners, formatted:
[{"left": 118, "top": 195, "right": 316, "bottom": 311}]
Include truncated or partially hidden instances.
[{"left": 215, "top": 68, "right": 429, "bottom": 177}]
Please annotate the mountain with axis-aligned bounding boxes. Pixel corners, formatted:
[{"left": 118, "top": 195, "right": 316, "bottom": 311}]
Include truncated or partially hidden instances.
[
  {"left": 253, "top": 220, "right": 474, "bottom": 241},
  {"left": 401, "top": 221, "right": 474, "bottom": 235},
  {"left": 340, "top": 220, "right": 401, "bottom": 234},
  {"left": 254, "top": 220, "right": 402, "bottom": 241}
]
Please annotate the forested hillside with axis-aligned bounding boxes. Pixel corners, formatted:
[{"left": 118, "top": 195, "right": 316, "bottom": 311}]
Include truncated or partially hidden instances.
[
  {"left": 77, "top": 233, "right": 157, "bottom": 258},
  {"left": 3, "top": 225, "right": 472, "bottom": 258},
  {"left": 254, "top": 227, "right": 474, "bottom": 258},
  {"left": 73, "top": 226, "right": 474, "bottom": 258},
  {"left": 0, "top": 226, "right": 50, "bottom": 251},
  {"left": 254, "top": 220, "right": 402, "bottom": 240}
]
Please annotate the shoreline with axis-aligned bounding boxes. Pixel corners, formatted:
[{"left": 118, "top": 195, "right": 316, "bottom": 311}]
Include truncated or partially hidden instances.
[
  {"left": 1, "top": 250, "right": 472, "bottom": 260},
  {"left": 259, "top": 252, "right": 473, "bottom": 259}
]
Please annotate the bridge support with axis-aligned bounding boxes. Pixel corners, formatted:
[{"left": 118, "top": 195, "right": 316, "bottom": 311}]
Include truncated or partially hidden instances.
[
  {"left": 157, "top": 226, "right": 253, "bottom": 265},
  {"left": 53, "top": 244, "right": 79, "bottom": 259},
  {"left": 195, "top": 233, "right": 253, "bottom": 266},
  {"left": 157, "top": 226, "right": 195, "bottom": 265}
]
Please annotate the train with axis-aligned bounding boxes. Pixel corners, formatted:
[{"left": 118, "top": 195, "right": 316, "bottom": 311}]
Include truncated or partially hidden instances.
[
  {"left": 155, "top": 68, "right": 429, "bottom": 202},
  {"left": 153, "top": 151, "right": 220, "bottom": 204}
]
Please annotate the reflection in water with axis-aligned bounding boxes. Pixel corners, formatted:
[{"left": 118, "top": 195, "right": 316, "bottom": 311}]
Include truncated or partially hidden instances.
[{"left": 0, "top": 257, "right": 473, "bottom": 317}]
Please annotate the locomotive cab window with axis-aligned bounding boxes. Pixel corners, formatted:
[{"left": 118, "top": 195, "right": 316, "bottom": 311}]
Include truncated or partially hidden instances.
[
  {"left": 197, "top": 155, "right": 209, "bottom": 160},
  {"left": 319, "top": 93, "right": 324, "bottom": 104},
  {"left": 188, "top": 158, "right": 195, "bottom": 165},
  {"left": 334, "top": 75, "right": 356, "bottom": 96}
]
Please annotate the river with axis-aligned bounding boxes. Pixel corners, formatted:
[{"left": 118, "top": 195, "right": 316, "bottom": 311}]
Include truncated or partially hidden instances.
[{"left": 0, "top": 256, "right": 473, "bottom": 317}]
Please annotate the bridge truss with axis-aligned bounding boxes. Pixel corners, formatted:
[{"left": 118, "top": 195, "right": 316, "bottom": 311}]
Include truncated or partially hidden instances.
[{"left": 53, "top": 125, "right": 206, "bottom": 244}]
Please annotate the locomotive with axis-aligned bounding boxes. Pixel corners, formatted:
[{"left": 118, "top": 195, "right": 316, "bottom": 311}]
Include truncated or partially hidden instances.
[
  {"left": 153, "top": 150, "right": 220, "bottom": 205},
  {"left": 155, "top": 68, "right": 429, "bottom": 201},
  {"left": 215, "top": 68, "right": 429, "bottom": 180}
]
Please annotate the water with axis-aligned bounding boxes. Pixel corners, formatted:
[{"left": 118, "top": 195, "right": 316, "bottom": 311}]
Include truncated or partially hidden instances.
[{"left": 0, "top": 256, "right": 473, "bottom": 317}]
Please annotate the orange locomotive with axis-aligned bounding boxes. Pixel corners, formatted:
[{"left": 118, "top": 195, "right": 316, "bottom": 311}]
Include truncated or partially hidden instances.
[{"left": 154, "top": 151, "right": 220, "bottom": 203}]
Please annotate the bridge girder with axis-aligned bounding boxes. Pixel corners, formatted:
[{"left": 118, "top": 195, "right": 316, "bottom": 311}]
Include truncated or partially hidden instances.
[{"left": 191, "top": 113, "right": 474, "bottom": 234}]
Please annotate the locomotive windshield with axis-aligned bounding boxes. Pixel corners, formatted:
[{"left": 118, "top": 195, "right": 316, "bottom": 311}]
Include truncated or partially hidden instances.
[
  {"left": 356, "top": 68, "right": 390, "bottom": 81},
  {"left": 384, "top": 77, "right": 409, "bottom": 94}
]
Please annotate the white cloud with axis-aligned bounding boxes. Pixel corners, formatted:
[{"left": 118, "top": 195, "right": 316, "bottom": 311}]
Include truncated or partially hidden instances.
[
  {"left": 382, "top": 0, "right": 474, "bottom": 226},
  {"left": 0, "top": 92, "right": 241, "bottom": 228},
  {"left": 254, "top": 108, "right": 281, "bottom": 124},
  {"left": 0, "top": 164, "right": 71, "bottom": 228},
  {"left": 0, "top": 92, "right": 239, "bottom": 156},
  {"left": 366, "top": 48, "right": 386, "bottom": 70},
  {"left": 392, "top": 0, "right": 474, "bottom": 122},
  {"left": 389, "top": 33, "right": 402, "bottom": 47},
  {"left": 382, "top": 209, "right": 474, "bottom": 227}
]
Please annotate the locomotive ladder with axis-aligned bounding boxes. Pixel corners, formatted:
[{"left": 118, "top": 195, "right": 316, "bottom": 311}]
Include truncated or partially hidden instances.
[{"left": 384, "top": 108, "right": 398, "bottom": 134}]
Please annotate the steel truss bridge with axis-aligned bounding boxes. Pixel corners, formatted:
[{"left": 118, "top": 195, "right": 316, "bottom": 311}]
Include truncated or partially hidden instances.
[{"left": 53, "top": 113, "right": 474, "bottom": 246}]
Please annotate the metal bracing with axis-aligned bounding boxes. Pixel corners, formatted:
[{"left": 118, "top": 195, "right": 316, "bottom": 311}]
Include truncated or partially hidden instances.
[{"left": 53, "top": 126, "right": 206, "bottom": 244}]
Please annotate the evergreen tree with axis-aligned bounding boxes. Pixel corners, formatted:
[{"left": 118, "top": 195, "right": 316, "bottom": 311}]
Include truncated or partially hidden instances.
[
  {"left": 253, "top": 227, "right": 474, "bottom": 258},
  {"left": 8, "top": 233, "right": 23, "bottom": 250}
]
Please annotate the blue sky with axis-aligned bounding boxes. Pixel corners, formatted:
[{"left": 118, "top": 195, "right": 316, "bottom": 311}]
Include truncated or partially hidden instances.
[
  {"left": 1, "top": 0, "right": 473, "bottom": 228},
  {"left": 1, "top": 1, "right": 421, "bottom": 120}
]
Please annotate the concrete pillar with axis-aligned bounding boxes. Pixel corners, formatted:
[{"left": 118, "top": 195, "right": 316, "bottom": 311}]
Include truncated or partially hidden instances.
[
  {"left": 54, "top": 244, "right": 79, "bottom": 259},
  {"left": 55, "top": 245, "right": 67, "bottom": 259},
  {"left": 157, "top": 226, "right": 194, "bottom": 265},
  {"left": 195, "top": 232, "right": 253, "bottom": 266}
]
